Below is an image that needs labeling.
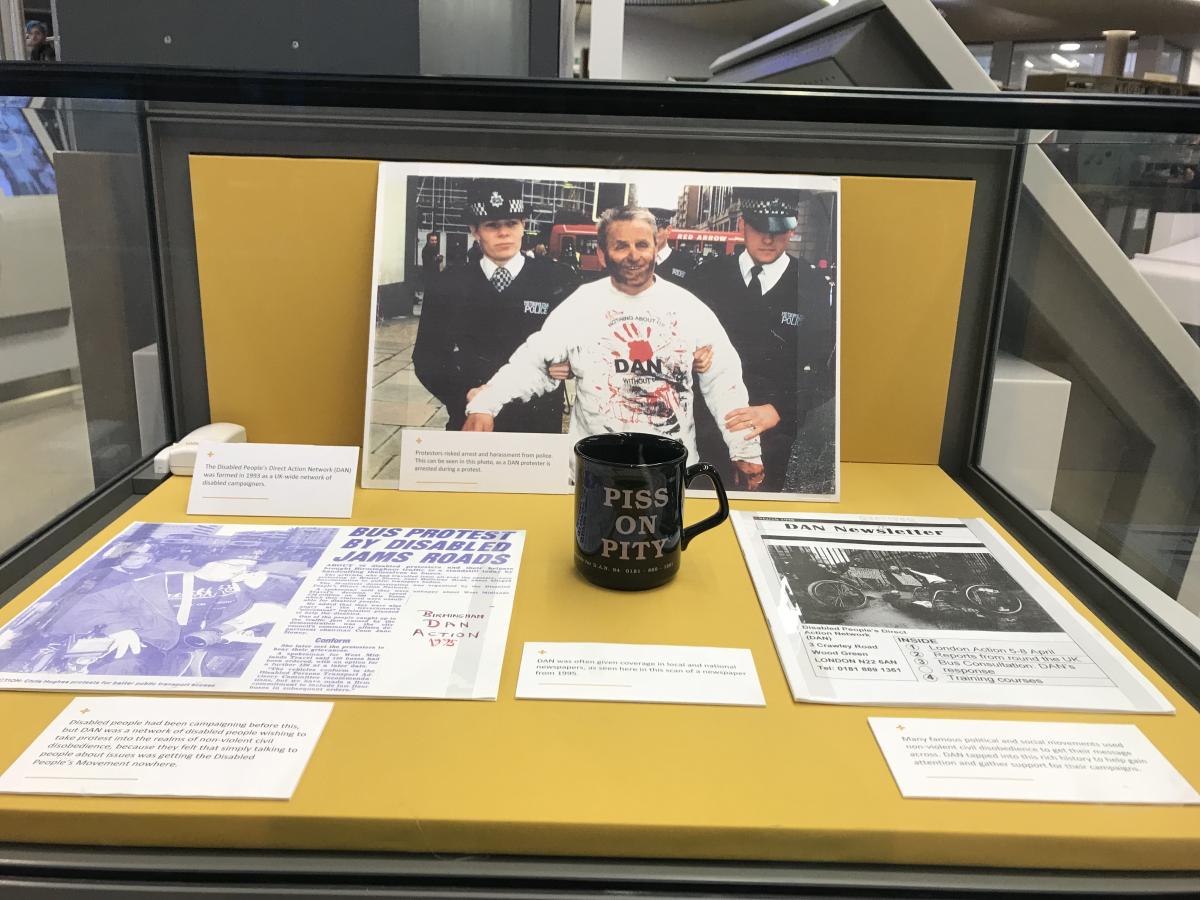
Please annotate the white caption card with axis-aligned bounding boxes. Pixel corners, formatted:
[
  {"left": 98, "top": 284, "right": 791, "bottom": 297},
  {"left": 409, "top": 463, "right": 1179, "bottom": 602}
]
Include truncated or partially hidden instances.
[
  {"left": 188, "top": 442, "right": 358, "bottom": 518},
  {"left": 398, "top": 429, "right": 573, "bottom": 494},
  {"left": 0, "top": 696, "right": 333, "bottom": 799},
  {"left": 516, "top": 642, "right": 765, "bottom": 706},
  {"left": 869, "top": 717, "right": 1200, "bottom": 805}
]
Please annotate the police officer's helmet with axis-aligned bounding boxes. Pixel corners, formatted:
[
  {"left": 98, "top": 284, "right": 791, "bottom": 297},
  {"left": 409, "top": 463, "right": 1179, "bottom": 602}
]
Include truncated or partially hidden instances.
[
  {"left": 737, "top": 188, "right": 799, "bottom": 234},
  {"left": 465, "top": 179, "right": 524, "bottom": 224},
  {"left": 647, "top": 207, "right": 675, "bottom": 230}
]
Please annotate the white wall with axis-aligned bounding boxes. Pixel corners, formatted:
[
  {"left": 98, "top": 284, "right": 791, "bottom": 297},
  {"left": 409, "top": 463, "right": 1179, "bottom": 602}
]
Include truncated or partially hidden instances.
[
  {"left": 1189, "top": 49, "right": 1200, "bottom": 87},
  {"left": 0, "top": 327, "right": 79, "bottom": 384},
  {"left": 375, "top": 164, "right": 410, "bottom": 286},
  {"left": 419, "top": 0, "right": 530, "bottom": 75},
  {"left": 0, "top": 194, "right": 79, "bottom": 387},
  {"left": 579, "top": 10, "right": 754, "bottom": 81}
]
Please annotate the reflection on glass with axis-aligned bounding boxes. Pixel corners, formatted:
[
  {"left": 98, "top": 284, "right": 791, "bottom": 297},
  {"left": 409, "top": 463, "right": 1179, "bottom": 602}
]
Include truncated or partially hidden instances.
[
  {"left": 0, "top": 97, "right": 168, "bottom": 560},
  {"left": 966, "top": 44, "right": 992, "bottom": 80},
  {"left": 1010, "top": 39, "right": 1138, "bottom": 89},
  {"left": 979, "top": 131, "right": 1200, "bottom": 625}
]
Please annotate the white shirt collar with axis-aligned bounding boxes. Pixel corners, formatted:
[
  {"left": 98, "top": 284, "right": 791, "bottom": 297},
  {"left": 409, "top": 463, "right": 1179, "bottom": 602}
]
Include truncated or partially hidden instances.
[
  {"left": 655, "top": 246, "right": 672, "bottom": 265},
  {"left": 738, "top": 249, "right": 790, "bottom": 294},
  {"left": 480, "top": 253, "right": 525, "bottom": 282}
]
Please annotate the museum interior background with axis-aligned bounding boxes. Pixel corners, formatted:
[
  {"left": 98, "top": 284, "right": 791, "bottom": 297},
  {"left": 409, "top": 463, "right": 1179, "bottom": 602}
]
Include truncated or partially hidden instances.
[
  {"left": 2, "top": 0, "right": 1196, "bottom": 626},
  {"left": 0, "top": 0, "right": 1197, "bottom": 888}
]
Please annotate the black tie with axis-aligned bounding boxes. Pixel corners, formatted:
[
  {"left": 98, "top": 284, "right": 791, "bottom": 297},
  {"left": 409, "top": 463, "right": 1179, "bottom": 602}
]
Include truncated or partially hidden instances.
[{"left": 748, "top": 264, "right": 763, "bottom": 297}]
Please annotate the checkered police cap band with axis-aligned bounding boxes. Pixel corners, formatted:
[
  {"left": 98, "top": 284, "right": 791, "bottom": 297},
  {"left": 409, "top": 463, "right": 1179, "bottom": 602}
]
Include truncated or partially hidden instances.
[
  {"left": 467, "top": 183, "right": 524, "bottom": 221},
  {"left": 739, "top": 196, "right": 795, "bottom": 217},
  {"left": 468, "top": 197, "right": 523, "bottom": 218}
]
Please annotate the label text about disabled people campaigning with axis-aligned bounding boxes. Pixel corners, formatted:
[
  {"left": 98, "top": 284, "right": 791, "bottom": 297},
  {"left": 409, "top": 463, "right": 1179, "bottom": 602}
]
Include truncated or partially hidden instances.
[
  {"left": 0, "top": 697, "right": 333, "bottom": 799},
  {"left": 35, "top": 716, "right": 306, "bottom": 765}
]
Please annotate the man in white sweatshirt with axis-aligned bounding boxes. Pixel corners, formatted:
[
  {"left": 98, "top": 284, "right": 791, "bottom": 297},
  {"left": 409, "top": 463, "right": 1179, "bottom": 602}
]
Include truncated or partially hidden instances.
[{"left": 464, "top": 206, "right": 765, "bottom": 490}]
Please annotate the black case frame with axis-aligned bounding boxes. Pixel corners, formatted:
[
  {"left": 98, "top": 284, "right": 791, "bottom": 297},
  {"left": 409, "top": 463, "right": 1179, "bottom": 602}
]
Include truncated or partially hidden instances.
[{"left": 0, "top": 65, "right": 1197, "bottom": 896}]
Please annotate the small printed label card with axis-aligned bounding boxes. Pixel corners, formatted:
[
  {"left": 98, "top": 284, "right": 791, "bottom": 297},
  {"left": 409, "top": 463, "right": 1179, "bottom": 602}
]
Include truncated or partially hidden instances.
[
  {"left": 188, "top": 442, "right": 358, "bottom": 518},
  {"left": 398, "top": 429, "right": 573, "bottom": 494},
  {"left": 869, "top": 717, "right": 1200, "bottom": 805},
  {"left": 516, "top": 642, "right": 765, "bottom": 706},
  {"left": 0, "top": 696, "right": 333, "bottom": 799}
]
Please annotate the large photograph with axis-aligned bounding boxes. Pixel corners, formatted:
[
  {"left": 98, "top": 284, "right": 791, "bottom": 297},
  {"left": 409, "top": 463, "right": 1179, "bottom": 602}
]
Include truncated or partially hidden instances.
[{"left": 363, "top": 162, "right": 840, "bottom": 500}]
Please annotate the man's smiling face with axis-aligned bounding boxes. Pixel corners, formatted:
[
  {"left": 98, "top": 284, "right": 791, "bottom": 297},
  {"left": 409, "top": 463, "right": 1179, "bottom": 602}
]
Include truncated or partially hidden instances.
[{"left": 600, "top": 219, "right": 656, "bottom": 294}]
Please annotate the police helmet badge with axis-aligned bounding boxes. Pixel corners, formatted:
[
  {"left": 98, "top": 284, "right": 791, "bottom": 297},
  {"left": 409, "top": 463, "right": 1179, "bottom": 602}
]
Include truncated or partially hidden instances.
[{"left": 466, "top": 179, "right": 525, "bottom": 224}]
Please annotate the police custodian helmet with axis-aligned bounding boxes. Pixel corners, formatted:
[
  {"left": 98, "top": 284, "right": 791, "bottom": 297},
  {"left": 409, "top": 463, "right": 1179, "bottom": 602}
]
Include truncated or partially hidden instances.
[
  {"left": 464, "top": 179, "right": 525, "bottom": 224},
  {"left": 737, "top": 188, "right": 799, "bottom": 234},
  {"left": 647, "top": 207, "right": 676, "bottom": 230}
]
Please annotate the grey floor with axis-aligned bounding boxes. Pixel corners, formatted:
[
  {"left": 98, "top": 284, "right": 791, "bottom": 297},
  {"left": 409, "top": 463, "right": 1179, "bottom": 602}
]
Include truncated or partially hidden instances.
[{"left": 368, "top": 317, "right": 447, "bottom": 483}]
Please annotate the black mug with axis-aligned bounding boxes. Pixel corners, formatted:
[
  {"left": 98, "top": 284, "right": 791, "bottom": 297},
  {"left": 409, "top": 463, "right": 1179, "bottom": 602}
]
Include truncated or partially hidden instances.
[{"left": 573, "top": 433, "right": 730, "bottom": 590}]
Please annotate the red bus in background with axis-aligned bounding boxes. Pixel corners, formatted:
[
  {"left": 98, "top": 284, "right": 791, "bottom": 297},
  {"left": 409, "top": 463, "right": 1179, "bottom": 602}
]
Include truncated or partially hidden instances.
[
  {"left": 549, "top": 224, "right": 742, "bottom": 273},
  {"left": 548, "top": 224, "right": 602, "bottom": 271}
]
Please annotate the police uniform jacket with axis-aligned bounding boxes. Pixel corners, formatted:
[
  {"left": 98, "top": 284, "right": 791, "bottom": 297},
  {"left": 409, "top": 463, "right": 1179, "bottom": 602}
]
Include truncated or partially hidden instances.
[
  {"left": 654, "top": 247, "right": 697, "bottom": 288},
  {"left": 413, "top": 256, "right": 579, "bottom": 431},
  {"left": 689, "top": 252, "right": 833, "bottom": 487}
]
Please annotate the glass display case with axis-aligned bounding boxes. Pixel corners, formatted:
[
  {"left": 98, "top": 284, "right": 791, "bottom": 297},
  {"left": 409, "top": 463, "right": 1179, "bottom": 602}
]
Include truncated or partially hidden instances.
[{"left": 0, "top": 64, "right": 1197, "bottom": 896}]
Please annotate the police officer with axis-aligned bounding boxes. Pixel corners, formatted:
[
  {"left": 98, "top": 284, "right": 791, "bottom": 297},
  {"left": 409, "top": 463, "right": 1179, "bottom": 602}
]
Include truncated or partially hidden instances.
[
  {"left": 413, "top": 179, "right": 579, "bottom": 432},
  {"left": 647, "top": 207, "right": 696, "bottom": 287},
  {"left": 688, "top": 189, "right": 834, "bottom": 492}
]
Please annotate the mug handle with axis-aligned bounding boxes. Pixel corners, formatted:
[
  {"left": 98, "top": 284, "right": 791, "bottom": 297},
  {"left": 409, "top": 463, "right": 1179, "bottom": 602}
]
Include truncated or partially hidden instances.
[{"left": 681, "top": 463, "right": 730, "bottom": 550}]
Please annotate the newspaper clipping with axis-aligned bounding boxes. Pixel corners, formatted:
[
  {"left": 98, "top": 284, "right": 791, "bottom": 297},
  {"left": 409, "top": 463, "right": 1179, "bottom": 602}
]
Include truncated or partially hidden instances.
[
  {"left": 0, "top": 522, "right": 523, "bottom": 699},
  {"left": 363, "top": 161, "right": 840, "bottom": 501},
  {"left": 732, "top": 511, "right": 1173, "bottom": 713}
]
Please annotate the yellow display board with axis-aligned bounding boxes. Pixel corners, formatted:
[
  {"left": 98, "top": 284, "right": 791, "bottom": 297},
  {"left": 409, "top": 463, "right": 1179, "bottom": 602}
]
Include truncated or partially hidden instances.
[
  {"left": 189, "top": 156, "right": 974, "bottom": 465},
  {"left": 190, "top": 157, "right": 379, "bottom": 448},
  {"left": 0, "top": 470, "right": 1197, "bottom": 869}
]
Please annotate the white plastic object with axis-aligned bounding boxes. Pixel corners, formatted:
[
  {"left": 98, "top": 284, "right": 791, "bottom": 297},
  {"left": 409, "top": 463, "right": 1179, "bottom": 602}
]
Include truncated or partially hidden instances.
[{"left": 152, "top": 422, "right": 247, "bottom": 476}]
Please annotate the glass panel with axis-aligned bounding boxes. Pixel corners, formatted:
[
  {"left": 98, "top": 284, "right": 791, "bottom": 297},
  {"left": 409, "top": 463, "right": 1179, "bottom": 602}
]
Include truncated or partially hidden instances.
[
  {"left": 1010, "top": 39, "right": 1138, "bottom": 90},
  {"left": 0, "top": 96, "right": 169, "bottom": 558},
  {"left": 978, "top": 129, "right": 1200, "bottom": 645},
  {"left": 966, "top": 43, "right": 992, "bottom": 79},
  {"left": 1159, "top": 43, "right": 1185, "bottom": 81}
]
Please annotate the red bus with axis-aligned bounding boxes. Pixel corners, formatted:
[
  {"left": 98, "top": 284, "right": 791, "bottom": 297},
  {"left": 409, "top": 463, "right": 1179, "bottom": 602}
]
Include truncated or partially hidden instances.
[{"left": 549, "top": 224, "right": 742, "bottom": 273}]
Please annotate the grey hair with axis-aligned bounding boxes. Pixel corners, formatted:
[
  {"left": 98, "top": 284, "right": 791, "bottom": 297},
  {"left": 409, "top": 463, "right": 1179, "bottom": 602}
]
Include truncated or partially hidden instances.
[{"left": 597, "top": 205, "right": 657, "bottom": 251}]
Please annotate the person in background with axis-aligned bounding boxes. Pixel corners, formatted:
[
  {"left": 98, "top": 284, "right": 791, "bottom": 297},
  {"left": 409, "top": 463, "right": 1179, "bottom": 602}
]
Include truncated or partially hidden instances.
[
  {"left": 419, "top": 232, "right": 441, "bottom": 295},
  {"left": 647, "top": 207, "right": 696, "bottom": 287},
  {"left": 412, "top": 179, "right": 579, "bottom": 432},
  {"left": 25, "top": 21, "right": 54, "bottom": 61}
]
